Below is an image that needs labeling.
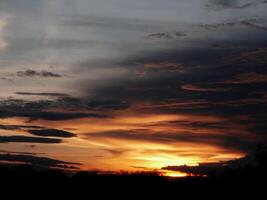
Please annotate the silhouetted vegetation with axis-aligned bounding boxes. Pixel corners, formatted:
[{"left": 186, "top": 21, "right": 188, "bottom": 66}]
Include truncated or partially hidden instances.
[{"left": 1, "top": 146, "right": 267, "bottom": 198}]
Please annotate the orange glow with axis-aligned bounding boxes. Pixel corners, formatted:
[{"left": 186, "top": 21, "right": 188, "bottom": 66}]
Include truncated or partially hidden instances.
[
  {"left": 164, "top": 170, "right": 188, "bottom": 177},
  {"left": 0, "top": 112, "right": 245, "bottom": 172}
]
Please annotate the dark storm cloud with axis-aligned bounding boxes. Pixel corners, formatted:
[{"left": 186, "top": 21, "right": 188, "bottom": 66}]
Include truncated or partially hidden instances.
[
  {"left": 28, "top": 129, "right": 76, "bottom": 138},
  {"left": 77, "top": 28, "right": 267, "bottom": 154},
  {"left": 0, "top": 136, "right": 62, "bottom": 144},
  {"left": 82, "top": 35, "right": 267, "bottom": 103},
  {"left": 0, "top": 153, "right": 80, "bottom": 169},
  {"left": 17, "top": 70, "right": 63, "bottom": 78}
]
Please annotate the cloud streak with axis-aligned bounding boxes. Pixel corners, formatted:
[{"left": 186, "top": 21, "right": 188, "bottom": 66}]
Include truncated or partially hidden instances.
[
  {"left": 16, "top": 70, "right": 63, "bottom": 78},
  {"left": 0, "top": 136, "right": 62, "bottom": 144},
  {"left": 0, "top": 153, "right": 80, "bottom": 169},
  {"left": 28, "top": 129, "right": 76, "bottom": 138}
]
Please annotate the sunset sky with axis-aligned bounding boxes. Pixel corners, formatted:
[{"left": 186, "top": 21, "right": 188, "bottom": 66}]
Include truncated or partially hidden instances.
[{"left": 0, "top": 0, "right": 267, "bottom": 175}]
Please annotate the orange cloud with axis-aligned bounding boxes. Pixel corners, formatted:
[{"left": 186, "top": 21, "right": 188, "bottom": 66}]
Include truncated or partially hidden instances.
[
  {"left": 0, "top": 111, "right": 247, "bottom": 172},
  {"left": 224, "top": 73, "right": 267, "bottom": 84},
  {"left": 181, "top": 84, "right": 230, "bottom": 92}
]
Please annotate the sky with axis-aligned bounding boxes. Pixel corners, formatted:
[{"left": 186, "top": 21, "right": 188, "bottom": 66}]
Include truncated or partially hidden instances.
[{"left": 0, "top": 0, "right": 267, "bottom": 175}]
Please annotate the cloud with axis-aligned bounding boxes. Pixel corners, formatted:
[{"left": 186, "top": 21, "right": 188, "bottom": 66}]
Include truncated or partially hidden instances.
[
  {"left": 15, "top": 92, "right": 69, "bottom": 97},
  {"left": 162, "top": 147, "right": 262, "bottom": 175},
  {"left": 181, "top": 84, "right": 230, "bottom": 92},
  {"left": 200, "top": 18, "right": 267, "bottom": 31},
  {"left": 0, "top": 150, "right": 41, "bottom": 155},
  {"left": 223, "top": 73, "right": 267, "bottom": 84},
  {"left": 86, "top": 128, "right": 257, "bottom": 151},
  {"left": 0, "top": 125, "right": 76, "bottom": 138},
  {"left": 86, "top": 99, "right": 130, "bottom": 110},
  {"left": 206, "top": 0, "right": 254, "bottom": 10},
  {"left": 163, "top": 162, "right": 227, "bottom": 175},
  {"left": 0, "top": 110, "right": 107, "bottom": 121},
  {"left": 0, "top": 136, "right": 62, "bottom": 144},
  {"left": 145, "top": 32, "right": 186, "bottom": 40},
  {"left": 0, "top": 98, "right": 109, "bottom": 121},
  {"left": 225, "top": 48, "right": 267, "bottom": 65},
  {"left": 0, "top": 124, "right": 44, "bottom": 131},
  {"left": 16, "top": 70, "right": 63, "bottom": 78},
  {"left": 0, "top": 153, "right": 80, "bottom": 169},
  {"left": 143, "top": 63, "right": 186, "bottom": 71},
  {"left": 28, "top": 129, "right": 76, "bottom": 138}
]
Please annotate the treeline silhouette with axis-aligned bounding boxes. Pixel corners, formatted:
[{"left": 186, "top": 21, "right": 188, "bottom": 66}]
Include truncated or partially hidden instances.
[{"left": 1, "top": 145, "right": 267, "bottom": 198}]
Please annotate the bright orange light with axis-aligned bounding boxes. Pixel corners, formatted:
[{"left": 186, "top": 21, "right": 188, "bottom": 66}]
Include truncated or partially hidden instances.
[{"left": 164, "top": 170, "right": 188, "bottom": 178}]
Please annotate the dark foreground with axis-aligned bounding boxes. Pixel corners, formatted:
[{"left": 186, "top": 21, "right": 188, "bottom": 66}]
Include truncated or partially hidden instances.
[{"left": 0, "top": 163, "right": 266, "bottom": 199}]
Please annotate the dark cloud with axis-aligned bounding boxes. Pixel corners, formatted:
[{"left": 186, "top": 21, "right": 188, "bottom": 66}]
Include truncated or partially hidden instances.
[
  {"left": 0, "top": 98, "right": 109, "bottom": 121},
  {"left": 15, "top": 92, "right": 69, "bottom": 97},
  {"left": 0, "top": 153, "right": 80, "bottom": 169},
  {"left": 223, "top": 73, "right": 267, "bottom": 84},
  {"left": 162, "top": 146, "right": 265, "bottom": 175},
  {"left": 163, "top": 162, "right": 228, "bottom": 175},
  {"left": 181, "top": 84, "right": 230, "bottom": 92},
  {"left": 87, "top": 128, "right": 258, "bottom": 152},
  {"left": 0, "top": 124, "right": 44, "bottom": 131},
  {"left": 0, "top": 150, "right": 42, "bottom": 156},
  {"left": 0, "top": 136, "right": 62, "bottom": 144},
  {"left": 28, "top": 129, "right": 76, "bottom": 138},
  {"left": 0, "top": 77, "right": 14, "bottom": 82},
  {"left": 206, "top": 0, "right": 254, "bottom": 10},
  {"left": 77, "top": 33, "right": 267, "bottom": 154},
  {"left": 17, "top": 70, "right": 63, "bottom": 78},
  {"left": 145, "top": 32, "right": 186, "bottom": 40},
  {"left": 86, "top": 99, "right": 130, "bottom": 111},
  {"left": 200, "top": 18, "right": 267, "bottom": 31},
  {"left": 0, "top": 109, "right": 107, "bottom": 121}
]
